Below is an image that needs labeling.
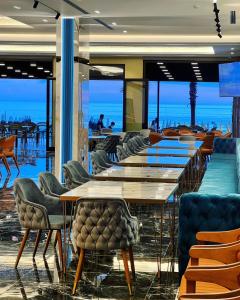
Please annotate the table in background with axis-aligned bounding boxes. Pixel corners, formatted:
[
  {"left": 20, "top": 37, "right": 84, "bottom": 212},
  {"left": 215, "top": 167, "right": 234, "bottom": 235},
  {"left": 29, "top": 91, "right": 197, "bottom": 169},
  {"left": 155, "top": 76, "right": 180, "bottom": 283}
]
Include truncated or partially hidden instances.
[
  {"left": 94, "top": 166, "right": 184, "bottom": 183},
  {"left": 151, "top": 140, "right": 202, "bottom": 149},
  {"left": 118, "top": 155, "right": 191, "bottom": 168},
  {"left": 138, "top": 148, "right": 197, "bottom": 158}
]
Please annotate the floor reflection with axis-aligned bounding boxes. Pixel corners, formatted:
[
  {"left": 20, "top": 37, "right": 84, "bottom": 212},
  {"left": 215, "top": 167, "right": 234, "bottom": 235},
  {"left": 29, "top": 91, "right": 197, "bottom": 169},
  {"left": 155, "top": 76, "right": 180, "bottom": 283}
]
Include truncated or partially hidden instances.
[{"left": 0, "top": 143, "right": 178, "bottom": 299}]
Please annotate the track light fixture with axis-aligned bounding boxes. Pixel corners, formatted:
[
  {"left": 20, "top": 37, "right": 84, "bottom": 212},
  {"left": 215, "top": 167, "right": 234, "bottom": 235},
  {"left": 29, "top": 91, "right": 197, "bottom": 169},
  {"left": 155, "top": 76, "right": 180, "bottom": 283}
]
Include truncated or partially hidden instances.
[
  {"left": 32, "top": 0, "right": 60, "bottom": 21},
  {"left": 33, "top": 0, "right": 39, "bottom": 8},
  {"left": 55, "top": 12, "right": 60, "bottom": 20},
  {"left": 230, "top": 11, "right": 236, "bottom": 24},
  {"left": 212, "top": 0, "right": 222, "bottom": 38}
]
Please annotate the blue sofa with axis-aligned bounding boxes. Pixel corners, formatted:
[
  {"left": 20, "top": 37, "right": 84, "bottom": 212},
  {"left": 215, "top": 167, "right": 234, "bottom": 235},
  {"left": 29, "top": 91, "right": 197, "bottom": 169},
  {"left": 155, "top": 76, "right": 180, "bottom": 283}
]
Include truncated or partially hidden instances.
[{"left": 178, "top": 137, "right": 240, "bottom": 278}]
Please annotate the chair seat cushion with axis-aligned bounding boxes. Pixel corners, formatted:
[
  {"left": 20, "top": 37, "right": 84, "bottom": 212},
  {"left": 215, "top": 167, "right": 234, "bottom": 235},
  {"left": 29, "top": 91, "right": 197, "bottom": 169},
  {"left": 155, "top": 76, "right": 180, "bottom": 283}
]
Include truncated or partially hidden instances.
[{"left": 49, "top": 215, "right": 72, "bottom": 229}]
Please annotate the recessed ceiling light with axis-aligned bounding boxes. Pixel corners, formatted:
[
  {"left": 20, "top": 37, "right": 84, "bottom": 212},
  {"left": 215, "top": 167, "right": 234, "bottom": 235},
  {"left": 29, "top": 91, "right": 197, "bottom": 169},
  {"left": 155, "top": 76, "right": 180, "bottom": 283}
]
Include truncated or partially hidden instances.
[
  {"left": 112, "top": 22, "right": 117, "bottom": 26},
  {"left": 191, "top": 62, "right": 198, "bottom": 65},
  {"left": 28, "top": 75, "right": 34, "bottom": 78},
  {"left": 123, "top": 30, "right": 127, "bottom": 33},
  {"left": 197, "top": 78, "right": 203, "bottom": 80},
  {"left": 13, "top": 5, "right": 21, "bottom": 10},
  {"left": 165, "top": 73, "right": 171, "bottom": 75},
  {"left": 1, "top": 74, "right": 7, "bottom": 77},
  {"left": 162, "top": 70, "right": 169, "bottom": 73},
  {"left": 37, "top": 67, "right": 43, "bottom": 70},
  {"left": 42, "top": 19, "right": 48, "bottom": 23},
  {"left": 15, "top": 69, "right": 21, "bottom": 73},
  {"left": 0, "top": 63, "right": 5, "bottom": 66},
  {"left": 44, "top": 70, "right": 50, "bottom": 73},
  {"left": 169, "top": 78, "right": 174, "bottom": 80},
  {"left": 22, "top": 73, "right": 28, "bottom": 75},
  {"left": 50, "top": 73, "right": 53, "bottom": 76},
  {"left": 231, "top": 51, "right": 235, "bottom": 55},
  {"left": 7, "top": 66, "right": 13, "bottom": 70},
  {"left": 157, "top": 62, "right": 164, "bottom": 65},
  {"left": 94, "top": 10, "right": 100, "bottom": 14},
  {"left": 231, "top": 47, "right": 235, "bottom": 50},
  {"left": 30, "top": 63, "right": 37, "bottom": 67},
  {"left": 192, "top": 66, "right": 199, "bottom": 69},
  {"left": 160, "top": 66, "right": 166, "bottom": 69}
]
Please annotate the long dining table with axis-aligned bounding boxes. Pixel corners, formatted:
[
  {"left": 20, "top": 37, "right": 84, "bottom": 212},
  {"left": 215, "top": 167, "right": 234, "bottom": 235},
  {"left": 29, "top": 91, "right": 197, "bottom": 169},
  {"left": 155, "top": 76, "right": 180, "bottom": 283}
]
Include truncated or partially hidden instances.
[
  {"left": 94, "top": 166, "right": 184, "bottom": 183},
  {"left": 137, "top": 147, "right": 197, "bottom": 157},
  {"left": 117, "top": 155, "right": 191, "bottom": 168},
  {"left": 151, "top": 139, "right": 202, "bottom": 149}
]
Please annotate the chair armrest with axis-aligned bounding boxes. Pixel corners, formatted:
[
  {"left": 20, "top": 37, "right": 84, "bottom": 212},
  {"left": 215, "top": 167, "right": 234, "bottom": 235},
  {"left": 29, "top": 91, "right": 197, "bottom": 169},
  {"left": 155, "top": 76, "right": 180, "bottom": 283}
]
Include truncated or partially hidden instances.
[
  {"left": 180, "top": 288, "right": 240, "bottom": 299},
  {"left": 196, "top": 228, "right": 240, "bottom": 244},
  {"left": 43, "top": 194, "right": 62, "bottom": 215},
  {"left": 189, "top": 240, "right": 240, "bottom": 264},
  {"left": 185, "top": 262, "right": 240, "bottom": 292}
]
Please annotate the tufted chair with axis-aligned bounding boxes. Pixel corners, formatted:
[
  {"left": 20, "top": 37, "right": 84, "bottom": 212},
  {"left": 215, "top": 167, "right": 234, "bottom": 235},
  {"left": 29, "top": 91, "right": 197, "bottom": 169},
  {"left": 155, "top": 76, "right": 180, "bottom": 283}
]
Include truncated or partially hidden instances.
[
  {"left": 13, "top": 178, "right": 71, "bottom": 268},
  {"left": 116, "top": 145, "right": 128, "bottom": 161},
  {"left": 95, "top": 135, "right": 120, "bottom": 159},
  {"left": 72, "top": 197, "right": 139, "bottom": 295},
  {"left": 90, "top": 152, "right": 108, "bottom": 175},
  {"left": 178, "top": 192, "right": 240, "bottom": 279},
  {"left": 63, "top": 164, "right": 86, "bottom": 189},
  {"left": 39, "top": 172, "right": 69, "bottom": 198},
  {"left": 123, "top": 143, "right": 135, "bottom": 156},
  {"left": 122, "top": 131, "right": 139, "bottom": 144},
  {"left": 213, "top": 137, "right": 236, "bottom": 154},
  {"left": 67, "top": 160, "right": 92, "bottom": 182},
  {"left": 128, "top": 138, "right": 144, "bottom": 154},
  {"left": 96, "top": 150, "right": 115, "bottom": 166}
]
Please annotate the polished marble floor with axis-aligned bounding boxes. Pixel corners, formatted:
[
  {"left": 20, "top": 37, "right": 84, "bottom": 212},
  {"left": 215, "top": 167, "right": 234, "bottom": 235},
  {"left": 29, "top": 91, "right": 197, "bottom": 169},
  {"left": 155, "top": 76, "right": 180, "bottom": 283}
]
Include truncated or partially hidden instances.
[{"left": 0, "top": 141, "right": 178, "bottom": 299}]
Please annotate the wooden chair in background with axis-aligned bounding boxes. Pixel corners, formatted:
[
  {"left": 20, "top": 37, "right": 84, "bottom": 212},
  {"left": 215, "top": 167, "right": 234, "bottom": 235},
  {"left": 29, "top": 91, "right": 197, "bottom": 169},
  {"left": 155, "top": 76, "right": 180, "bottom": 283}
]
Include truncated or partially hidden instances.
[
  {"left": 0, "top": 138, "right": 10, "bottom": 175},
  {"left": 3, "top": 135, "right": 20, "bottom": 173}
]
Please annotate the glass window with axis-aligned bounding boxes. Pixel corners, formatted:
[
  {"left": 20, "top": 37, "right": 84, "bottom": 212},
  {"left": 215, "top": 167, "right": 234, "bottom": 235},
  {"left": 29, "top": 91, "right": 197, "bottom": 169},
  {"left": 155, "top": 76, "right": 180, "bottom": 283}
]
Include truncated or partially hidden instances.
[
  {"left": 89, "top": 80, "right": 123, "bottom": 132},
  {"left": 196, "top": 82, "right": 232, "bottom": 131},
  {"left": 159, "top": 81, "right": 190, "bottom": 128},
  {"left": 0, "top": 79, "right": 46, "bottom": 124}
]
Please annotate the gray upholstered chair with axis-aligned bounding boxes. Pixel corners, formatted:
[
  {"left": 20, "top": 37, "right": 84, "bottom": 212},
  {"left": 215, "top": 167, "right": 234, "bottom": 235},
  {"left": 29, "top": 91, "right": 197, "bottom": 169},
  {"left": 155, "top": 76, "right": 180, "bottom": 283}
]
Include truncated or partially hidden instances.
[
  {"left": 63, "top": 164, "right": 86, "bottom": 189},
  {"left": 96, "top": 150, "right": 117, "bottom": 166},
  {"left": 91, "top": 152, "right": 108, "bottom": 175},
  {"left": 116, "top": 145, "right": 128, "bottom": 161},
  {"left": 72, "top": 197, "right": 139, "bottom": 295},
  {"left": 123, "top": 143, "right": 135, "bottom": 156},
  {"left": 67, "top": 161, "right": 92, "bottom": 183},
  {"left": 13, "top": 178, "right": 71, "bottom": 267},
  {"left": 39, "top": 172, "right": 69, "bottom": 197}
]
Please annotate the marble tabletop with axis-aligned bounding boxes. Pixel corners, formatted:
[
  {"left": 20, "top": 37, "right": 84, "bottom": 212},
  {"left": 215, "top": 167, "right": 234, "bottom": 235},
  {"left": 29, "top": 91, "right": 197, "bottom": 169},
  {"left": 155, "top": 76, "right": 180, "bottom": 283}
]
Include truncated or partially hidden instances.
[
  {"left": 151, "top": 140, "right": 202, "bottom": 149},
  {"left": 60, "top": 180, "right": 178, "bottom": 204},
  {"left": 138, "top": 148, "right": 197, "bottom": 157},
  {"left": 94, "top": 166, "right": 184, "bottom": 183},
  {"left": 117, "top": 155, "right": 191, "bottom": 168}
]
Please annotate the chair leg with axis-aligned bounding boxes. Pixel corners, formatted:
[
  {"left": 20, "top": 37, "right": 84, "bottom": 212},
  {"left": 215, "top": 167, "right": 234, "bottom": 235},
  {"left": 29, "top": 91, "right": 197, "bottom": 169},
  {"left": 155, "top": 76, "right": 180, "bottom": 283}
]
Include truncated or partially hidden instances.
[
  {"left": 121, "top": 249, "right": 133, "bottom": 296},
  {"left": 12, "top": 155, "right": 20, "bottom": 172},
  {"left": 72, "top": 248, "right": 85, "bottom": 295},
  {"left": 128, "top": 246, "right": 136, "bottom": 281},
  {"left": 15, "top": 229, "right": 30, "bottom": 268},
  {"left": 56, "top": 230, "right": 63, "bottom": 269},
  {"left": 33, "top": 229, "right": 42, "bottom": 257},
  {"left": 43, "top": 230, "right": 53, "bottom": 256},
  {"left": 2, "top": 156, "right": 10, "bottom": 174}
]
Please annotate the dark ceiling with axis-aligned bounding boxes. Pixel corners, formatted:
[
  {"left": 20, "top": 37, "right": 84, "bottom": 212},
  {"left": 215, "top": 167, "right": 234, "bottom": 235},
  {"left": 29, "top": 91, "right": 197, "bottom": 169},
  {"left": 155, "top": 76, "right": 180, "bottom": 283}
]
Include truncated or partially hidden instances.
[
  {"left": 0, "top": 60, "right": 53, "bottom": 79},
  {"left": 144, "top": 61, "right": 222, "bottom": 82}
]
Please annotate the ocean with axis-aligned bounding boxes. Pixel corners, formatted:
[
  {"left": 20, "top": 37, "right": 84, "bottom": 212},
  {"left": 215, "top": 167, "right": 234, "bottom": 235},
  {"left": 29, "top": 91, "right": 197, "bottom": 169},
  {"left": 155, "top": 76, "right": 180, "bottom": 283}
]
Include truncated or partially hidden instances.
[{"left": 89, "top": 103, "right": 232, "bottom": 132}]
